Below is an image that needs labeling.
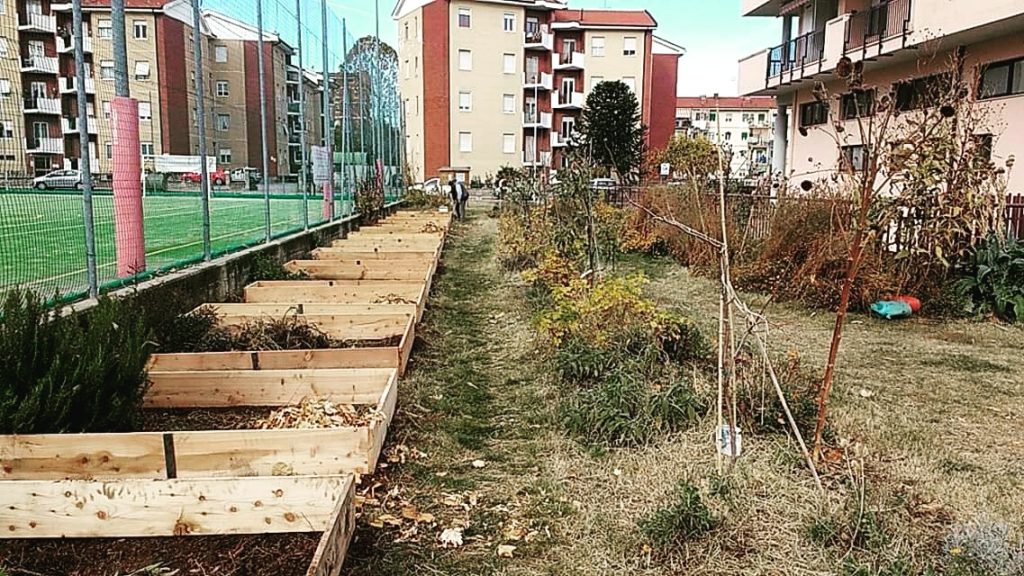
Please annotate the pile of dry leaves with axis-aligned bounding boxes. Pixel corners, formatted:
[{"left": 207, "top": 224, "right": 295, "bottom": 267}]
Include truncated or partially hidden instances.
[{"left": 255, "top": 397, "right": 384, "bottom": 429}]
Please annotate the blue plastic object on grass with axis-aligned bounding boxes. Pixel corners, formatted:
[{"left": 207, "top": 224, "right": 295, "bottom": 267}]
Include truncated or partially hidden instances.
[{"left": 870, "top": 300, "right": 913, "bottom": 319}]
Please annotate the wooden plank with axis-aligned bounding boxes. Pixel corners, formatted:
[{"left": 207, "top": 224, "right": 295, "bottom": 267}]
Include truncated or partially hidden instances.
[
  {"left": 149, "top": 347, "right": 402, "bottom": 373},
  {"left": 172, "top": 428, "right": 372, "bottom": 477},
  {"left": 306, "top": 480, "right": 357, "bottom": 576},
  {"left": 331, "top": 239, "right": 443, "bottom": 250},
  {"left": 196, "top": 302, "right": 419, "bottom": 317},
  {"left": 286, "top": 261, "right": 432, "bottom": 281},
  {"left": 214, "top": 312, "right": 412, "bottom": 341},
  {"left": 145, "top": 367, "right": 397, "bottom": 408},
  {"left": 243, "top": 282, "right": 424, "bottom": 305},
  {"left": 367, "top": 372, "right": 400, "bottom": 471},
  {"left": 311, "top": 249, "right": 437, "bottom": 260},
  {"left": 1, "top": 434, "right": 167, "bottom": 481},
  {"left": 353, "top": 227, "right": 445, "bottom": 236},
  {"left": 397, "top": 316, "right": 415, "bottom": 375},
  {"left": 0, "top": 474, "right": 353, "bottom": 539}
]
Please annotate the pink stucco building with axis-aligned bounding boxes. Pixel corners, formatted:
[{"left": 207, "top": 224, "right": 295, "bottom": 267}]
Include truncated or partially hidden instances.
[{"left": 737, "top": 0, "right": 1024, "bottom": 192}]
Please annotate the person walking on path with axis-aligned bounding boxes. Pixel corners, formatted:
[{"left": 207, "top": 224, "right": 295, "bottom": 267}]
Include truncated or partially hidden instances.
[
  {"left": 456, "top": 179, "right": 469, "bottom": 219},
  {"left": 448, "top": 176, "right": 461, "bottom": 219}
]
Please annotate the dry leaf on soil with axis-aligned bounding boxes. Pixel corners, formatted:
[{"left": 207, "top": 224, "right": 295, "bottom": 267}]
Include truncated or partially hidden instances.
[{"left": 439, "top": 527, "right": 464, "bottom": 548}]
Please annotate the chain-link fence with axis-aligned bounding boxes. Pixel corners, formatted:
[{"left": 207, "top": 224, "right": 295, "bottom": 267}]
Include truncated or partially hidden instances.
[{"left": 0, "top": 0, "right": 404, "bottom": 304}]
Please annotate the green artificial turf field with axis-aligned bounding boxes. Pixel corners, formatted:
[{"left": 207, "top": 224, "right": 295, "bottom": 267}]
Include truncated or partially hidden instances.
[{"left": 0, "top": 191, "right": 334, "bottom": 300}]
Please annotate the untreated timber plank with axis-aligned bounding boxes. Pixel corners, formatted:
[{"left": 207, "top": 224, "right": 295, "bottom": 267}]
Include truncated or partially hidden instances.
[
  {"left": 285, "top": 261, "right": 432, "bottom": 281},
  {"left": 0, "top": 474, "right": 354, "bottom": 539},
  {"left": 145, "top": 367, "right": 397, "bottom": 408},
  {"left": 194, "top": 302, "right": 419, "bottom": 317},
  {"left": 243, "top": 282, "right": 423, "bottom": 306},
  {"left": 1, "top": 434, "right": 166, "bottom": 481},
  {"left": 310, "top": 249, "right": 438, "bottom": 260},
  {"left": 212, "top": 312, "right": 413, "bottom": 340},
  {"left": 149, "top": 347, "right": 402, "bottom": 373},
  {"left": 306, "top": 476, "right": 357, "bottom": 576}
]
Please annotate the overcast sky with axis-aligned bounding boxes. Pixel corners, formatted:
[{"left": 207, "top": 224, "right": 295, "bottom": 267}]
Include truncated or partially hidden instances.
[{"left": 230, "top": 0, "right": 781, "bottom": 95}]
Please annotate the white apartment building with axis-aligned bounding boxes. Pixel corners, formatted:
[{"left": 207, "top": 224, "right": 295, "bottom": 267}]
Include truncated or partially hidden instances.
[{"left": 675, "top": 96, "right": 777, "bottom": 178}]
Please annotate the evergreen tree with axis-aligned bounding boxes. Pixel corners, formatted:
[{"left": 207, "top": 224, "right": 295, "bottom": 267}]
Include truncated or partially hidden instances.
[{"left": 578, "top": 81, "right": 646, "bottom": 182}]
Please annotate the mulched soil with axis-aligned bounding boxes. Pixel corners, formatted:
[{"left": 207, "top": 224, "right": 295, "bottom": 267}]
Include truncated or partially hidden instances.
[
  {"left": 141, "top": 407, "right": 274, "bottom": 432},
  {"left": 0, "top": 532, "right": 320, "bottom": 576}
]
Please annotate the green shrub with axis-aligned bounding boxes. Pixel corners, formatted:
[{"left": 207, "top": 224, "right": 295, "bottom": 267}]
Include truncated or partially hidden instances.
[
  {"left": 0, "top": 290, "right": 153, "bottom": 434},
  {"left": 247, "top": 253, "right": 307, "bottom": 283},
  {"left": 560, "top": 365, "right": 704, "bottom": 447},
  {"left": 956, "top": 235, "right": 1024, "bottom": 322},
  {"left": 638, "top": 480, "right": 717, "bottom": 547}
]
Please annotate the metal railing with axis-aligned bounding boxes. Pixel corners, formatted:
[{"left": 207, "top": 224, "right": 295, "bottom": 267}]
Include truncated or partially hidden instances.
[
  {"left": 845, "top": 0, "right": 913, "bottom": 53},
  {"left": 766, "top": 29, "right": 825, "bottom": 80}
]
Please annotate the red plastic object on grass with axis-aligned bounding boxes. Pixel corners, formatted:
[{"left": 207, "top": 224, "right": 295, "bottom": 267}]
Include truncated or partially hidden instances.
[{"left": 895, "top": 295, "right": 922, "bottom": 313}]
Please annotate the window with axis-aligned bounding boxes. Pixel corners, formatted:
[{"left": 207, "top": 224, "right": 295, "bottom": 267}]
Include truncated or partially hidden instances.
[
  {"left": 0, "top": 0, "right": 5, "bottom": 15},
  {"left": 216, "top": 80, "right": 229, "bottom": 97},
  {"left": 590, "top": 75, "right": 604, "bottom": 91},
  {"left": 219, "top": 148, "right": 232, "bottom": 164},
  {"left": 503, "top": 53, "right": 516, "bottom": 74},
  {"left": 404, "top": 59, "right": 410, "bottom": 79},
  {"left": 0, "top": 120, "right": 12, "bottom": 138},
  {"left": 458, "top": 8, "right": 471, "bottom": 27},
  {"left": 459, "top": 131, "right": 472, "bottom": 152},
  {"left": 622, "top": 76, "right": 635, "bottom": 92},
  {"left": 799, "top": 101, "right": 828, "bottom": 127},
  {"left": 134, "top": 60, "right": 151, "bottom": 81},
  {"left": 741, "top": 132, "right": 748, "bottom": 141},
  {"left": 841, "top": 89, "right": 875, "bottom": 119},
  {"left": 592, "top": 36, "right": 605, "bottom": 57},
  {"left": 841, "top": 145, "right": 867, "bottom": 172},
  {"left": 724, "top": 132, "right": 732, "bottom": 141},
  {"left": 217, "top": 113, "right": 230, "bottom": 130},
  {"left": 415, "top": 56, "right": 419, "bottom": 72},
  {"left": 100, "top": 60, "right": 114, "bottom": 80},
  {"left": 895, "top": 73, "right": 951, "bottom": 111},
  {"left": 0, "top": 38, "right": 7, "bottom": 57},
  {"left": 503, "top": 13, "right": 515, "bottom": 32},
  {"left": 758, "top": 112, "right": 766, "bottom": 123},
  {"left": 458, "top": 91, "right": 472, "bottom": 112},
  {"left": 404, "top": 22, "right": 409, "bottom": 40},
  {"left": 98, "top": 19, "right": 112, "bottom": 38},
  {"left": 502, "top": 133, "right": 515, "bottom": 154},
  {"left": 138, "top": 101, "right": 151, "bottom": 121},
  {"left": 502, "top": 93, "right": 515, "bottom": 114},
  {"left": 623, "top": 36, "right": 637, "bottom": 56},
  {"left": 141, "top": 142, "right": 154, "bottom": 157},
  {"left": 102, "top": 101, "right": 111, "bottom": 119},
  {"left": 979, "top": 57, "right": 1024, "bottom": 100},
  {"left": 105, "top": 142, "right": 113, "bottom": 159},
  {"left": 214, "top": 45, "right": 228, "bottom": 63},
  {"left": 708, "top": 112, "right": 717, "bottom": 121},
  {"left": 0, "top": 79, "right": 9, "bottom": 97},
  {"left": 133, "top": 20, "right": 148, "bottom": 39},
  {"left": 458, "top": 49, "right": 472, "bottom": 71}
]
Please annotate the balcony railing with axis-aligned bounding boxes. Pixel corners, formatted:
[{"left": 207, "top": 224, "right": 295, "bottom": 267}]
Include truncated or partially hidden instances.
[
  {"left": 22, "top": 56, "right": 59, "bottom": 74},
  {"left": 24, "top": 97, "right": 61, "bottom": 115},
  {"left": 19, "top": 13, "right": 57, "bottom": 33},
  {"left": 60, "top": 76, "right": 96, "bottom": 94},
  {"left": 524, "top": 71, "right": 553, "bottom": 91},
  {"left": 554, "top": 90, "right": 584, "bottom": 109},
  {"left": 524, "top": 27, "right": 554, "bottom": 51},
  {"left": 522, "top": 151, "right": 551, "bottom": 166},
  {"left": 57, "top": 35, "right": 93, "bottom": 54},
  {"left": 845, "top": 0, "right": 913, "bottom": 54},
  {"left": 523, "top": 111, "right": 552, "bottom": 128},
  {"left": 766, "top": 29, "right": 825, "bottom": 78},
  {"left": 26, "top": 137, "right": 64, "bottom": 154},
  {"left": 62, "top": 117, "right": 99, "bottom": 135},
  {"left": 554, "top": 51, "right": 585, "bottom": 70}
]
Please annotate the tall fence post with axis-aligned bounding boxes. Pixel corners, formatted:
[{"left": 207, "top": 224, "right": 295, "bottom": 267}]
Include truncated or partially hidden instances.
[
  {"left": 190, "top": 0, "right": 212, "bottom": 261},
  {"left": 257, "top": 0, "right": 272, "bottom": 242},
  {"left": 341, "top": 19, "right": 350, "bottom": 216},
  {"left": 73, "top": 0, "right": 98, "bottom": 297},
  {"left": 296, "top": 0, "right": 309, "bottom": 229},
  {"left": 321, "top": 0, "right": 334, "bottom": 221},
  {"left": 110, "top": 0, "right": 146, "bottom": 277}
]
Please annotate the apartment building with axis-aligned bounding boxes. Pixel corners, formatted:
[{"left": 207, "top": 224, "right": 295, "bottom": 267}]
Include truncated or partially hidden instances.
[
  {"left": 0, "top": 0, "right": 323, "bottom": 178},
  {"left": 737, "top": 0, "right": 1024, "bottom": 192},
  {"left": 393, "top": 0, "right": 683, "bottom": 182},
  {"left": 675, "top": 96, "right": 777, "bottom": 178}
]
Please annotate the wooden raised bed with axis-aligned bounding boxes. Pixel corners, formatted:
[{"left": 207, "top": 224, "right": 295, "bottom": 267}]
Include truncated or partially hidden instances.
[
  {"left": 0, "top": 474, "right": 356, "bottom": 576},
  {"left": 311, "top": 247, "right": 439, "bottom": 260},
  {"left": 332, "top": 235, "right": 443, "bottom": 249},
  {"left": 285, "top": 259, "right": 434, "bottom": 282},
  {"left": 1, "top": 367, "right": 398, "bottom": 481},
  {"left": 242, "top": 281, "right": 429, "bottom": 321}
]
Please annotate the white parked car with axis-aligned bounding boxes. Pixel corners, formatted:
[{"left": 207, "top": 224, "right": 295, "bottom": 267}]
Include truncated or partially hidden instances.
[
  {"left": 33, "top": 169, "right": 82, "bottom": 190},
  {"left": 410, "top": 177, "right": 441, "bottom": 194}
]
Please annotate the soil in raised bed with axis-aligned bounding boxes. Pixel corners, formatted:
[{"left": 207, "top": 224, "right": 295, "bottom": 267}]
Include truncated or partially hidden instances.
[
  {"left": 142, "top": 401, "right": 381, "bottom": 432},
  {"left": 0, "top": 532, "right": 320, "bottom": 576}
]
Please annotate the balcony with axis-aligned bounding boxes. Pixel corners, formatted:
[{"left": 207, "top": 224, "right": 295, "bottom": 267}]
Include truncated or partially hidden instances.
[
  {"left": 522, "top": 151, "right": 551, "bottom": 167},
  {"left": 844, "top": 0, "right": 913, "bottom": 58},
  {"left": 553, "top": 90, "right": 584, "bottom": 109},
  {"left": 524, "top": 71, "right": 553, "bottom": 91},
  {"left": 60, "top": 76, "right": 96, "bottom": 95},
  {"left": 553, "top": 51, "right": 585, "bottom": 71},
  {"left": 22, "top": 56, "right": 59, "bottom": 75},
  {"left": 524, "top": 28, "right": 554, "bottom": 51},
  {"left": 26, "top": 137, "right": 64, "bottom": 155},
  {"left": 552, "top": 132, "right": 575, "bottom": 148},
  {"left": 523, "top": 111, "right": 552, "bottom": 129},
  {"left": 742, "top": 0, "right": 782, "bottom": 17},
  {"left": 62, "top": 117, "right": 98, "bottom": 135},
  {"left": 57, "top": 35, "right": 93, "bottom": 54},
  {"left": 19, "top": 13, "right": 57, "bottom": 33},
  {"left": 24, "top": 97, "right": 61, "bottom": 115}
]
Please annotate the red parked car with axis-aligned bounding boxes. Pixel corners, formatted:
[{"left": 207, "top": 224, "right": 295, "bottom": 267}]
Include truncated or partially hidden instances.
[{"left": 181, "top": 167, "right": 228, "bottom": 186}]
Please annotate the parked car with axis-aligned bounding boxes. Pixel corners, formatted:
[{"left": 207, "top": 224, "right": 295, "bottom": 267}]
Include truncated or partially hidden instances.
[
  {"left": 410, "top": 177, "right": 441, "bottom": 194},
  {"left": 182, "top": 167, "right": 228, "bottom": 186},
  {"left": 589, "top": 177, "right": 617, "bottom": 191},
  {"left": 230, "top": 167, "right": 262, "bottom": 184},
  {"left": 33, "top": 169, "right": 82, "bottom": 190}
]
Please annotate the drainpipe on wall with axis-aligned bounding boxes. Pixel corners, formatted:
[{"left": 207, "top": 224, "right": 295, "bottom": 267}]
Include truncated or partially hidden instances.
[{"left": 772, "top": 103, "right": 788, "bottom": 180}]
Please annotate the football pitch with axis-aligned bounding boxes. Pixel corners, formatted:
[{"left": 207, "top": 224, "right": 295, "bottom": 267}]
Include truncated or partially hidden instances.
[{"left": 0, "top": 191, "right": 333, "bottom": 300}]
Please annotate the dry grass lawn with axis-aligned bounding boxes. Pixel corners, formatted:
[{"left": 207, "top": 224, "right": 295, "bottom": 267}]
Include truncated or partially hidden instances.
[{"left": 344, "top": 205, "right": 1024, "bottom": 576}]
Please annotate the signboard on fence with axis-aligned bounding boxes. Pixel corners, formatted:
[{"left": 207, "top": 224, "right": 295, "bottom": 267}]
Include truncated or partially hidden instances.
[
  {"left": 153, "top": 155, "right": 216, "bottom": 174},
  {"left": 660, "top": 163, "right": 671, "bottom": 177},
  {"left": 311, "top": 146, "right": 331, "bottom": 185}
]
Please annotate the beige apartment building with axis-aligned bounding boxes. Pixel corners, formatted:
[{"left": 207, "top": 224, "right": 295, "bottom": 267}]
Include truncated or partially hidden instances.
[
  {"left": 393, "top": 0, "right": 684, "bottom": 183},
  {"left": 675, "top": 96, "right": 777, "bottom": 178},
  {"left": 0, "top": 0, "right": 324, "bottom": 179},
  {"left": 738, "top": 0, "right": 1024, "bottom": 192}
]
